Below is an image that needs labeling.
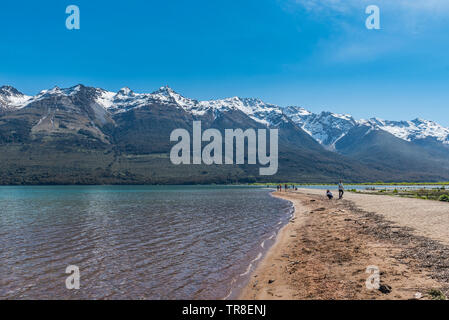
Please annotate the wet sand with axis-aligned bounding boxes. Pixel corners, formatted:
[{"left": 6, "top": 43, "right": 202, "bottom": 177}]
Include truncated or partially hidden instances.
[{"left": 239, "top": 190, "right": 449, "bottom": 300}]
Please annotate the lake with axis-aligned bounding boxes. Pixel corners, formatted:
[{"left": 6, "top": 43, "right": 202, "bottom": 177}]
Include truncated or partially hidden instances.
[{"left": 0, "top": 185, "right": 293, "bottom": 299}]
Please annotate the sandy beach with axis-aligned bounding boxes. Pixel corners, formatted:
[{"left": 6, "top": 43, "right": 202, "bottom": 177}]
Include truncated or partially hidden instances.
[{"left": 239, "top": 189, "right": 449, "bottom": 300}]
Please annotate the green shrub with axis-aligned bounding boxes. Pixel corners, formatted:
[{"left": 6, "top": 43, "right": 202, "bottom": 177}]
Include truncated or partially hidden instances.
[
  {"left": 393, "top": 189, "right": 398, "bottom": 194},
  {"left": 429, "top": 289, "right": 446, "bottom": 300},
  {"left": 439, "top": 194, "right": 449, "bottom": 202}
]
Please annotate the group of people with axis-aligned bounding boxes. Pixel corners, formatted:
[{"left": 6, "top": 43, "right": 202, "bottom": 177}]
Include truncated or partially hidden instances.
[
  {"left": 276, "top": 184, "right": 298, "bottom": 192},
  {"left": 274, "top": 181, "right": 343, "bottom": 199},
  {"left": 326, "top": 180, "right": 344, "bottom": 200}
]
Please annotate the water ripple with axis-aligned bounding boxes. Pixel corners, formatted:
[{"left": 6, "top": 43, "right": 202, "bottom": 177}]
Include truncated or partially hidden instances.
[{"left": 0, "top": 185, "right": 292, "bottom": 299}]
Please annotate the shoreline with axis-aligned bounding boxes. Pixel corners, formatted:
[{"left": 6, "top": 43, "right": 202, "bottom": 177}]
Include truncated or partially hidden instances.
[
  {"left": 224, "top": 190, "right": 295, "bottom": 300},
  {"left": 237, "top": 191, "right": 306, "bottom": 299},
  {"left": 239, "top": 190, "right": 449, "bottom": 300}
]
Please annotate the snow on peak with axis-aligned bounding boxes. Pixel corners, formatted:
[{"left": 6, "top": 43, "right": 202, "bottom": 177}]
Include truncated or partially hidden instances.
[
  {"left": 32, "top": 85, "right": 88, "bottom": 102},
  {"left": 330, "top": 112, "right": 353, "bottom": 121},
  {"left": 6, "top": 84, "right": 283, "bottom": 125},
  {"left": 94, "top": 89, "right": 116, "bottom": 109},
  {"left": 284, "top": 107, "right": 449, "bottom": 147},
  {"left": 189, "top": 96, "right": 284, "bottom": 125},
  {"left": 117, "top": 87, "right": 134, "bottom": 96},
  {"left": 153, "top": 85, "right": 176, "bottom": 95},
  {"left": 45, "top": 86, "right": 62, "bottom": 95},
  {"left": 2, "top": 84, "right": 448, "bottom": 146},
  {"left": 151, "top": 86, "right": 183, "bottom": 100},
  {"left": 88, "top": 85, "right": 449, "bottom": 145},
  {"left": 0, "top": 85, "right": 22, "bottom": 96},
  {"left": 284, "top": 106, "right": 357, "bottom": 147},
  {"left": 290, "top": 106, "right": 312, "bottom": 116},
  {"left": 0, "top": 85, "right": 32, "bottom": 109},
  {"left": 284, "top": 106, "right": 313, "bottom": 125},
  {"left": 150, "top": 86, "right": 199, "bottom": 110},
  {"left": 361, "top": 117, "right": 449, "bottom": 144}
]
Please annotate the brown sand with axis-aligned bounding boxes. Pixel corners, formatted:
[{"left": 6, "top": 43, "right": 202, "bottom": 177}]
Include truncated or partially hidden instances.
[
  {"left": 239, "top": 190, "right": 449, "bottom": 300},
  {"left": 300, "top": 188, "right": 449, "bottom": 246}
]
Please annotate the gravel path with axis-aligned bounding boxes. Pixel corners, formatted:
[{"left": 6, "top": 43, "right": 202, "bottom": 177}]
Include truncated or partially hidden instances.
[{"left": 299, "top": 188, "right": 449, "bottom": 246}]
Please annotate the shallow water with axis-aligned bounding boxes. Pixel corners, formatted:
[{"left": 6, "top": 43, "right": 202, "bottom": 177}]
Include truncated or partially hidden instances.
[{"left": 0, "top": 185, "right": 292, "bottom": 299}]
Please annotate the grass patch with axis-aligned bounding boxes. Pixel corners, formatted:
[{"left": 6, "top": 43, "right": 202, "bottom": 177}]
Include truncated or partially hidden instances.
[
  {"left": 357, "top": 188, "right": 449, "bottom": 202},
  {"left": 428, "top": 289, "right": 447, "bottom": 300}
]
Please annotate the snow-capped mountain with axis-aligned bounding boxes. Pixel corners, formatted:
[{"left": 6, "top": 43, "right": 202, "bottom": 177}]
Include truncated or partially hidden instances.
[
  {"left": 73, "top": 85, "right": 289, "bottom": 127},
  {"left": 284, "top": 107, "right": 358, "bottom": 150},
  {"left": 0, "top": 85, "right": 32, "bottom": 110},
  {"left": 285, "top": 106, "right": 449, "bottom": 147},
  {"left": 359, "top": 118, "right": 449, "bottom": 145},
  {"left": 4, "top": 84, "right": 449, "bottom": 147},
  {"left": 1, "top": 84, "right": 449, "bottom": 184}
]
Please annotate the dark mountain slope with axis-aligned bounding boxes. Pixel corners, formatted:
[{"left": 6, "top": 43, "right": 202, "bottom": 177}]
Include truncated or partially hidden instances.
[
  {"left": 336, "top": 126, "right": 449, "bottom": 181},
  {"left": 1, "top": 84, "right": 448, "bottom": 184}
]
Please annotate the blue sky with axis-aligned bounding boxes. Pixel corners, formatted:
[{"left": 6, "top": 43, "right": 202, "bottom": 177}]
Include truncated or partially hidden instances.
[{"left": 1, "top": 0, "right": 449, "bottom": 125}]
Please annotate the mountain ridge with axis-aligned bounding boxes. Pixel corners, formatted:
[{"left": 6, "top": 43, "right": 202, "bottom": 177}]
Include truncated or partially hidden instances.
[
  {"left": 3, "top": 84, "right": 448, "bottom": 148},
  {"left": 1, "top": 84, "right": 448, "bottom": 184}
]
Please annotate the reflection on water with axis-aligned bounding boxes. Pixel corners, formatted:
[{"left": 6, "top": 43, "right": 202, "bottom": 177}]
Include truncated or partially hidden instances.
[{"left": 0, "top": 185, "right": 292, "bottom": 299}]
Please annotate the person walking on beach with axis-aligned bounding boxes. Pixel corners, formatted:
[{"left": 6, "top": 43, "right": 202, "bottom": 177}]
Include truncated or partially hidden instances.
[{"left": 338, "top": 180, "right": 344, "bottom": 199}]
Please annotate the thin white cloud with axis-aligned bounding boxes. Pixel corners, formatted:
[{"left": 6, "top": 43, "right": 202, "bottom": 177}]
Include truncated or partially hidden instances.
[
  {"left": 290, "top": 0, "right": 449, "bottom": 14},
  {"left": 279, "top": 0, "right": 449, "bottom": 63}
]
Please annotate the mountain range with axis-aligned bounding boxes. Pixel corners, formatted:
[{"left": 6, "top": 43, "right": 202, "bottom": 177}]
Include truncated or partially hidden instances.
[{"left": 1, "top": 84, "right": 448, "bottom": 184}]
